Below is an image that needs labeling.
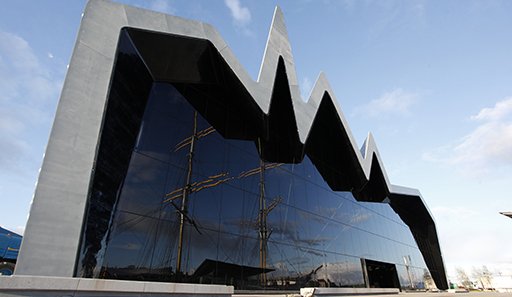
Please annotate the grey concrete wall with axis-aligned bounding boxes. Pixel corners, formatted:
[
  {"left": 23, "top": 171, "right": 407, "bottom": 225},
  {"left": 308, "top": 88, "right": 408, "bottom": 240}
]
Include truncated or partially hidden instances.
[{"left": 14, "top": 0, "right": 125, "bottom": 277}]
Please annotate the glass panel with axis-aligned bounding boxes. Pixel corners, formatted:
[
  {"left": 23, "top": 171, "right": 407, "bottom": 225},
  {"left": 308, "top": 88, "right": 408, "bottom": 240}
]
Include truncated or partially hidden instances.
[{"left": 77, "top": 32, "right": 433, "bottom": 288}]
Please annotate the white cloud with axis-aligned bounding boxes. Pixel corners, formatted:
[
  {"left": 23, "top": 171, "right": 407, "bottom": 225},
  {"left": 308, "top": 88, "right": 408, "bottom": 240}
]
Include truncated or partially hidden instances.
[
  {"left": 471, "top": 97, "right": 512, "bottom": 122},
  {"left": 0, "top": 30, "right": 61, "bottom": 170},
  {"left": 300, "top": 76, "right": 312, "bottom": 99},
  {"left": 433, "top": 204, "right": 512, "bottom": 277},
  {"left": 353, "top": 88, "right": 418, "bottom": 118},
  {"left": 424, "top": 97, "right": 512, "bottom": 176},
  {"left": 452, "top": 121, "right": 512, "bottom": 166},
  {"left": 432, "top": 206, "right": 477, "bottom": 219},
  {"left": 0, "top": 111, "right": 30, "bottom": 171},
  {"left": 0, "top": 30, "right": 60, "bottom": 103},
  {"left": 14, "top": 225, "right": 25, "bottom": 236},
  {"left": 147, "top": 0, "right": 176, "bottom": 15},
  {"left": 224, "top": 0, "right": 251, "bottom": 26},
  {"left": 340, "top": 0, "right": 356, "bottom": 11},
  {"left": 443, "top": 233, "right": 512, "bottom": 274}
]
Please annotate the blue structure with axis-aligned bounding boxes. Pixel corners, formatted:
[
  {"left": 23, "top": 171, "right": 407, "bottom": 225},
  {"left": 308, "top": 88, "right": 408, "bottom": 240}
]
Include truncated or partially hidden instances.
[{"left": 0, "top": 227, "right": 22, "bottom": 275}]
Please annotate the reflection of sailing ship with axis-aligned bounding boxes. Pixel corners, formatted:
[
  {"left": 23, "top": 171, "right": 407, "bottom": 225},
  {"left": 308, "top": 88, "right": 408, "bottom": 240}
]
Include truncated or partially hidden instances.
[
  {"left": 98, "top": 109, "right": 348, "bottom": 288},
  {"left": 166, "top": 110, "right": 283, "bottom": 285}
]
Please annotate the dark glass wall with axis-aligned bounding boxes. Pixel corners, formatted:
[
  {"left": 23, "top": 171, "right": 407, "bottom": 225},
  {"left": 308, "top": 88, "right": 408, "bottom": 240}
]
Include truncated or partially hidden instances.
[
  {"left": 77, "top": 80, "right": 431, "bottom": 289},
  {"left": 76, "top": 29, "right": 433, "bottom": 290}
]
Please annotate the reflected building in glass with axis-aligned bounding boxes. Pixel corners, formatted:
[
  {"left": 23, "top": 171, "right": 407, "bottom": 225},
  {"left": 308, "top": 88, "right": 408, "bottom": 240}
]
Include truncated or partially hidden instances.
[{"left": 15, "top": 0, "right": 448, "bottom": 292}]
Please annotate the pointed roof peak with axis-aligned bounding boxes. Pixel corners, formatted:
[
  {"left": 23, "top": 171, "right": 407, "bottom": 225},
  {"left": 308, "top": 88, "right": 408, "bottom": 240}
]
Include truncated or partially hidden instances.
[
  {"left": 271, "top": 5, "right": 288, "bottom": 38},
  {"left": 360, "top": 132, "right": 376, "bottom": 158},
  {"left": 273, "top": 5, "right": 283, "bottom": 18}
]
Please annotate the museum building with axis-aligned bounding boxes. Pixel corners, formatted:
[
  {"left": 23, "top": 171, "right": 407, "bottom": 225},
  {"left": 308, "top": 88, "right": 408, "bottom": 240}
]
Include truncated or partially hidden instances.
[{"left": 11, "top": 0, "right": 448, "bottom": 293}]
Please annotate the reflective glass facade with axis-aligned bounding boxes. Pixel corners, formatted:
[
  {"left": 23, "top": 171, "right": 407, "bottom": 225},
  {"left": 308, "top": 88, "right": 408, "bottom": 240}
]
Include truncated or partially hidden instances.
[{"left": 75, "top": 29, "right": 435, "bottom": 290}]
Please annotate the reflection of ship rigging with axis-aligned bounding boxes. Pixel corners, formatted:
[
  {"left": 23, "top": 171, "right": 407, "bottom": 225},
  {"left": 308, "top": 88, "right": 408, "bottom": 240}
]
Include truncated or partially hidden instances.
[
  {"left": 257, "top": 157, "right": 282, "bottom": 285},
  {"left": 166, "top": 111, "right": 283, "bottom": 285}
]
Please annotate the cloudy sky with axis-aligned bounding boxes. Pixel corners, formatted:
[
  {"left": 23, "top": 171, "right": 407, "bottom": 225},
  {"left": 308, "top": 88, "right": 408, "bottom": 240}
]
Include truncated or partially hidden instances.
[{"left": 1, "top": 0, "right": 511, "bottom": 281}]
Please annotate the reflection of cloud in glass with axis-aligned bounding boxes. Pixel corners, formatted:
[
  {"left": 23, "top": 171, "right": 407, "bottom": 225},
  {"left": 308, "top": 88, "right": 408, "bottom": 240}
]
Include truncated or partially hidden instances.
[
  {"left": 110, "top": 242, "right": 141, "bottom": 251},
  {"left": 312, "top": 261, "right": 364, "bottom": 287},
  {"left": 350, "top": 211, "right": 373, "bottom": 225},
  {"left": 300, "top": 248, "right": 325, "bottom": 257},
  {"left": 272, "top": 223, "right": 330, "bottom": 247},
  {"left": 269, "top": 257, "right": 308, "bottom": 279},
  {"left": 299, "top": 210, "right": 326, "bottom": 224},
  {"left": 129, "top": 152, "right": 171, "bottom": 183},
  {"left": 284, "top": 256, "right": 310, "bottom": 266}
]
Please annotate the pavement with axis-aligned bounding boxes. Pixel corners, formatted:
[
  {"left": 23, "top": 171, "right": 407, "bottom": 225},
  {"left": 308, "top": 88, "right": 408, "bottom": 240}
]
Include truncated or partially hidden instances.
[
  {"left": 394, "top": 292, "right": 512, "bottom": 297},
  {"left": 234, "top": 291, "right": 512, "bottom": 297}
]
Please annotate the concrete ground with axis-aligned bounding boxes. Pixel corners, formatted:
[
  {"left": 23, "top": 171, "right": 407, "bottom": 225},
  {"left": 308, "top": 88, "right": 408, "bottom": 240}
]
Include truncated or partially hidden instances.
[
  {"left": 234, "top": 291, "right": 512, "bottom": 297},
  {"left": 395, "top": 292, "right": 512, "bottom": 297}
]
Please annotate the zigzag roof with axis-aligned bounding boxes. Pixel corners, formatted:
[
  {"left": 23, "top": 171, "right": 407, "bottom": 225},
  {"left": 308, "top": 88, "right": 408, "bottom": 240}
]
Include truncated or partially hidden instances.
[{"left": 107, "top": 3, "right": 447, "bottom": 288}]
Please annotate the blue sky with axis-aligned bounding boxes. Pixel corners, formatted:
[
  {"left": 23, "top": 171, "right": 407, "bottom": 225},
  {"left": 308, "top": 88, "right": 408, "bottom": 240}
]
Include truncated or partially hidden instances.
[{"left": 1, "top": 0, "right": 511, "bottom": 281}]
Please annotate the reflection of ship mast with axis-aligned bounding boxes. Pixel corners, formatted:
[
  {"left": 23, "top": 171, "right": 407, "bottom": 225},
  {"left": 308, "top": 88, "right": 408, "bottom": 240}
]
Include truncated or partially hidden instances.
[
  {"left": 232, "top": 160, "right": 283, "bottom": 285},
  {"left": 258, "top": 163, "right": 282, "bottom": 285},
  {"left": 166, "top": 119, "right": 284, "bottom": 282},
  {"left": 258, "top": 159, "right": 267, "bottom": 285},
  {"left": 175, "top": 110, "right": 197, "bottom": 277},
  {"left": 256, "top": 140, "right": 283, "bottom": 286},
  {"left": 164, "top": 111, "right": 225, "bottom": 277},
  {"left": 403, "top": 255, "right": 414, "bottom": 289}
]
